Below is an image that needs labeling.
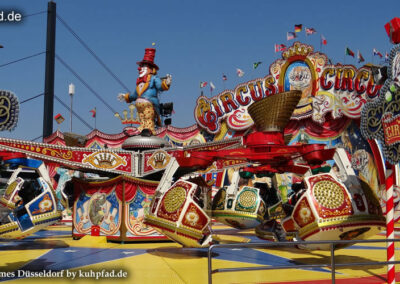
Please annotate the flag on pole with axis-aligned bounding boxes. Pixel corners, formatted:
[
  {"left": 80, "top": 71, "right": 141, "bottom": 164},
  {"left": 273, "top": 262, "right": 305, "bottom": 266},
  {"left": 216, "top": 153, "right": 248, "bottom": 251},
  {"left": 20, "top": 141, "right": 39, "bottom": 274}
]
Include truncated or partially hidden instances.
[
  {"left": 321, "top": 34, "right": 327, "bottom": 45},
  {"left": 200, "top": 81, "right": 208, "bottom": 88},
  {"left": 54, "top": 114, "right": 65, "bottom": 124},
  {"left": 294, "top": 24, "right": 302, "bottom": 33},
  {"left": 210, "top": 82, "right": 215, "bottom": 91},
  {"left": 253, "top": 62, "right": 262, "bottom": 69},
  {"left": 90, "top": 107, "right": 96, "bottom": 118},
  {"left": 287, "top": 32, "right": 296, "bottom": 41},
  {"left": 222, "top": 74, "right": 227, "bottom": 81},
  {"left": 236, "top": 68, "right": 244, "bottom": 77},
  {"left": 345, "top": 47, "right": 355, "bottom": 57},
  {"left": 373, "top": 48, "right": 383, "bottom": 58},
  {"left": 305, "top": 27, "right": 316, "bottom": 35},
  {"left": 357, "top": 50, "right": 365, "bottom": 63},
  {"left": 274, "top": 44, "right": 287, "bottom": 52}
]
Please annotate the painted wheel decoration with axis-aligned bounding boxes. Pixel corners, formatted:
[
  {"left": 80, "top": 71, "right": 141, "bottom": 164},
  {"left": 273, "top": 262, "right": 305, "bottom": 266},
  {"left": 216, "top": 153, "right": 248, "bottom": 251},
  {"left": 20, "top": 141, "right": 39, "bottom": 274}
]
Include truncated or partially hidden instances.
[
  {"left": 236, "top": 188, "right": 258, "bottom": 212},
  {"left": 185, "top": 211, "right": 200, "bottom": 226},
  {"left": 0, "top": 90, "right": 19, "bottom": 131},
  {"left": 238, "top": 190, "right": 257, "bottom": 208},
  {"left": 163, "top": 186, "right": 186, "bottom": 213},
  {"left": 313, "top": 180, "right": 345, "bottom": 209},
  {"left": 39, "top": 198, "right": 53, "bottom": 212}
]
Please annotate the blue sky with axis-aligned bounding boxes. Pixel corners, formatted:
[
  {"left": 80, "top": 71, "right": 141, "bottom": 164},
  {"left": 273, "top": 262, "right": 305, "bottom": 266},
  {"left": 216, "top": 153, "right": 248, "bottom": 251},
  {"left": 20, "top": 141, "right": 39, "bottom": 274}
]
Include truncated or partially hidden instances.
[{"left": 0, "top": 0, "right": 398, "bottom": 141}]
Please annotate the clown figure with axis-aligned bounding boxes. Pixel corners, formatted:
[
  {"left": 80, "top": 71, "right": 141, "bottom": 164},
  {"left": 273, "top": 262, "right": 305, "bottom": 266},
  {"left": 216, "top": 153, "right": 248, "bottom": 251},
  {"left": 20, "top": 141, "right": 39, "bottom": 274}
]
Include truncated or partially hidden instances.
[{"left": 118, "top": 48, "right": 172, "bottom": 135}]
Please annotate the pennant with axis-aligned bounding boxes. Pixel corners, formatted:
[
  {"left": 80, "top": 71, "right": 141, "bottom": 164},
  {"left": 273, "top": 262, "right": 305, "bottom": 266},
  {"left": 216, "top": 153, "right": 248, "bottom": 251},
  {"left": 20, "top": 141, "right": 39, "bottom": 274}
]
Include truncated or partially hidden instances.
[
  {"left": 274, "top": 44, "right": 287, "bottom": 52},
  {"left": 200, "top": 81, "right": 208, "bottom": 88},
  {"left": 373, "top": 48, "right": 383, "bottom": 58},
  {"left": 236, "top": 68, "right": 244, "bottom": 77},
  {"left": 345, "top": 47, "right": 355, "bottom": 57},
  {"left": 385, "top": 52, "right": 390, "bottom": 62},
  {"left": 253, "top": 62, "right": 262, "bottom": 69},
  {"left": 54, "top": 113, "right": 65, "bottom": 124},
  {"left": 222, "top": 74, "right": 227, "bottom": 81},
  {"left": 90, "top": 108, "right": 96, "bottom": 118},
  {"left": 357, "top": 50, "right": 365, "bottom": 63},
  {"left": 321, "top": 34, "right": 327, "bottom": 45},
  {"left": 210, "top": 82, "right": 215, "bottom": 91},
  {"left": 305, "top": 27, "right": 316, "bottom": 35},
  {"left": 287, "top": 32, "right": 296, "bottom": 41},
  {"left": 294, "top": 24, "right": 302, "bottom": 33}
]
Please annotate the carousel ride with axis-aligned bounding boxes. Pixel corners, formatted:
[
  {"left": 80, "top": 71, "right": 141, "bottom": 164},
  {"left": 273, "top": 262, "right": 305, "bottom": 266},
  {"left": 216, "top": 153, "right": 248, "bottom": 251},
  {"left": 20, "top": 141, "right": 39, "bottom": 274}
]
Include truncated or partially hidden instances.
[
  {"left": 0, "top": 40, "right": 396, "bottom": 252},
  {"left": 0, "top": 88, "right": 385, "bottom": 251}
]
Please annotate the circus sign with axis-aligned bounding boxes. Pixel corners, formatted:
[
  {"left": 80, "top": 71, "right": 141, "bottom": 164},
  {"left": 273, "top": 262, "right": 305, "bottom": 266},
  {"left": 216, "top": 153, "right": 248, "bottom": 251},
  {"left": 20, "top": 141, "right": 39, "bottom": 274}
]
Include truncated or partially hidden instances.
[
  {"left": 361, "top": 44, "right": 400, "bottom": 164},
  {"left": 382, "top": 113, "right": 400, "bottom": 146},
  {"left": 194, "top": 42, "right": 381, "bottom": 134}
]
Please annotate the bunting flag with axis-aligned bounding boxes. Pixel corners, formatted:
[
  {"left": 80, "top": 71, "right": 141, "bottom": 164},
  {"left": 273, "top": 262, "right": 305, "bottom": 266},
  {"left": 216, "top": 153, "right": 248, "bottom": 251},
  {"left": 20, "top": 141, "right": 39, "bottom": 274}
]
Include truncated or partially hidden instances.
[
  {"left": 210, "top": 82, "right": 215, "bottom": 91},
  {"left": 373, "top": 48, "right": 383, "bottom": 58},
  {"left": 274, "top": 44, "right": 287, "bottom": 52},
  {"left": 345, "top": 47, "right": 355, "bottom": 57},
  {"left": 253, "top": 62, "right": 262, "bottom": 69},
  {"left": 321, "top": 34, "right": 327, "bottom": 45},
  {"left": 305, "top": 27, "right": 316, "bottom": 35},
  {"left": 236, "top": 68, "right": 244, "bottom": 77},
  {"left": 222, "top": 74, "right": 227, "bottom": 81},
  {"left": 357, "top": 50, "right": 365, "bottom": 63},
  {"left": 200, "top": 81, "right": 207, "bottom": 88},
  {"left": 90, "top": 108, "right": 96, "bottom": 118},
  {"left": 294, "top": 24, "right": 302, "bottom": 32},
  {"left": 385, "top": 52, "right": 390, "bottom": 62},
  {"left": 54, "top": 113, "right": 65, "bottom": 124},
  {"left": 287, "top": 32, "right": 296, "bottom": 41}
]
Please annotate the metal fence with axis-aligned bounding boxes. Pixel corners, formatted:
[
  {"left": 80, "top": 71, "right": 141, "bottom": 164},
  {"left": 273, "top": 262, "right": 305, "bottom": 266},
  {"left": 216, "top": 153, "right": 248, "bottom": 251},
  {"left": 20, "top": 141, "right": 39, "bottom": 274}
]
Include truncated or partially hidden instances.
[{"left": 207, "top": 238, "right": 400, "bottom": 284}]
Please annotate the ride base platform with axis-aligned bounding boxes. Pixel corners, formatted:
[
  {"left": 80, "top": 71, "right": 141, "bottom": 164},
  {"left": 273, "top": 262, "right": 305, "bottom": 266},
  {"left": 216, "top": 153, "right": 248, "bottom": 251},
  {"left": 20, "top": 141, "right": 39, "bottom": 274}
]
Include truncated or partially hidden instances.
[{"left": 0, "top": 222, "right": 400, "bottom": 283}]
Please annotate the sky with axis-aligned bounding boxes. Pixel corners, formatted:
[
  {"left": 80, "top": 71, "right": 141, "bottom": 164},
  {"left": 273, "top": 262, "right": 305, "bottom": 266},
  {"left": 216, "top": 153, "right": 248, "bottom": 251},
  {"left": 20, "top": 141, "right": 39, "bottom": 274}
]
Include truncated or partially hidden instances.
[{"left": 0, "top": 0, "right": 398, "bottom": 141}]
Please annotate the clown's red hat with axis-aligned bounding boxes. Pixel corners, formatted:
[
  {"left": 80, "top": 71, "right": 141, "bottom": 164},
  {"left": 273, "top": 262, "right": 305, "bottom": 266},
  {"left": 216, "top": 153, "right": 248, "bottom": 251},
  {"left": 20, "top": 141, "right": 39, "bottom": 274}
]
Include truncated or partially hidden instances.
[{"left": 137, "top": 48, "right": 159, "bottom": 70}]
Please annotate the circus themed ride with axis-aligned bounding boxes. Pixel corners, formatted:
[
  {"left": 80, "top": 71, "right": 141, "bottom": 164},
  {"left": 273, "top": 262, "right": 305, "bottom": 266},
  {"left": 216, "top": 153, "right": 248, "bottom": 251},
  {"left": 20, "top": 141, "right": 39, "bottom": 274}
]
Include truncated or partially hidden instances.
[{"left": 1, "top": 18, "right": 400, "bottom": 263}]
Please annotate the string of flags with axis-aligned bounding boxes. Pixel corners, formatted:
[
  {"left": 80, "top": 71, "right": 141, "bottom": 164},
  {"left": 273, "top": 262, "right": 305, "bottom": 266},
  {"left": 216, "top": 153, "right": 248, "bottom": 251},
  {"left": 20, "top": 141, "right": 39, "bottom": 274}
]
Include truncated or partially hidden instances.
[
  {"left": 345, "top": 47, "right": 388, "bottom": 62},
  {"left": 200, "top": 24, "right": 389, "bottom": 95},
  {"left": 357, "top": 50, "right": 365, "bottom": 63},
  {"left": 373, "top": 48, "right": 383, "bottom": 58},
  {"left": 345, "top": 47, "right": 355, "bottom": 57},
  {"left": 253, "top": 62, "right": 262, "bottom": 69},
  {"left": 90, "top": 108, "right": 96, "bottom": 118}
]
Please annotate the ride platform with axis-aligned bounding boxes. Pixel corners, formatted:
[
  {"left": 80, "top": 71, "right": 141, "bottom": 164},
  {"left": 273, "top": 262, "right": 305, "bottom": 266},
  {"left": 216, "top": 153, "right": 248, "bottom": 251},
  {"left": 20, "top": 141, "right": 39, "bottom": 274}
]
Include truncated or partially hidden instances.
[{"left": 0, "top": 222, "right": 400, "bottom": 283}]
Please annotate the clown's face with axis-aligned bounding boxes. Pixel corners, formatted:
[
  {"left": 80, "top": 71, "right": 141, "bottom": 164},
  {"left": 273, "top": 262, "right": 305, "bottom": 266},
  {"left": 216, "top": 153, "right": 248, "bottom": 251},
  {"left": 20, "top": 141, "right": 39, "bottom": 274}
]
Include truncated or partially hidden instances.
[{"left": 138, "top": 65, "right": 150, "bottom": 77}]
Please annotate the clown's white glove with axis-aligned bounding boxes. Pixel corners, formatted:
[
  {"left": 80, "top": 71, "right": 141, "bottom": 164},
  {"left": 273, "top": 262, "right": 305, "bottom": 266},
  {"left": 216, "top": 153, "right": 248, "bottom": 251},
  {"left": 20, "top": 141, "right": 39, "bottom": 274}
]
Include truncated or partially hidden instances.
[
  {"left": 117, "top": 93, "right": 126, "bottom": 102},
  {"left": 165, "top": 74, "right": 172, "bottom": 86}
]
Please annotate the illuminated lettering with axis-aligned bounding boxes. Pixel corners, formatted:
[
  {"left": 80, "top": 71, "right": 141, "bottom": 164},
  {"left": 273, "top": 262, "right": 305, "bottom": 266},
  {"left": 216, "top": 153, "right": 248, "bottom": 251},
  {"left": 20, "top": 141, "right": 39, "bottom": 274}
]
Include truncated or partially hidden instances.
[
  {"left": 220, "top": 92, "right": 239, "bottom": 113},
  {"left": 334, "top": 68, "right": 343, "bottom": 90},
  {"left": 340, "top": 68, "right": 355, "bottom": 91},
  {"left": 264, "top": 76, "right": 276, "bottom": 96},
  {"left": 211, "top": 98, "right": 223, "bottom": 117},
  {"left": 235, "top": 85, "right": 251, "bottom": 106},
  {"left": 320, "top": 67, "right": 335, "bottom": 89},
  {"left": 355, "top": 70, "right": 369, "bottom": 94},
  {"left": 249, "top": 83, "right": 263, "bottom": 101}
]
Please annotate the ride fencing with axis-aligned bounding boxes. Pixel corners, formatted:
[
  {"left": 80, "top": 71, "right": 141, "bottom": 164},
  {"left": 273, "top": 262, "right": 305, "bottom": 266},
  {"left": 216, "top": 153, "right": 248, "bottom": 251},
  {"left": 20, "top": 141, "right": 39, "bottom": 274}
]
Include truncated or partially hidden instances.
[{"left": 207, "top": 238, "right": 400, "bottom": 284}]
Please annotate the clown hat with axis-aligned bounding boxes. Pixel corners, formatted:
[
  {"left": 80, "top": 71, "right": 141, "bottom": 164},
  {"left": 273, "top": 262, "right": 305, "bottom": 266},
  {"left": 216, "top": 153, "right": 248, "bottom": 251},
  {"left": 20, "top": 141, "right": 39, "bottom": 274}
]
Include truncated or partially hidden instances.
[{"left": 137, "top": 48, "right": 159, "bottom": 70}]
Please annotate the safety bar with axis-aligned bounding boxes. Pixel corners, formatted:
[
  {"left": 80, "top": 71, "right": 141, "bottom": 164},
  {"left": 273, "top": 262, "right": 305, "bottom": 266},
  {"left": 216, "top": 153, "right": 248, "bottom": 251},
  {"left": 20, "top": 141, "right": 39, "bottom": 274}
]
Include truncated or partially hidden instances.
[{"left": 208, "top": 238, "right": 400, "bottom": 284}]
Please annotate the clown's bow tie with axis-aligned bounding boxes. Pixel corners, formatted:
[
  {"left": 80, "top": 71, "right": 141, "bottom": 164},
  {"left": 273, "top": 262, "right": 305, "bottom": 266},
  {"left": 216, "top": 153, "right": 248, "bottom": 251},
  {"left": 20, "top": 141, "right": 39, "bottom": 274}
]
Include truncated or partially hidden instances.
[{"left": 136, "top": 75, "right": 149, "bottom": 85}]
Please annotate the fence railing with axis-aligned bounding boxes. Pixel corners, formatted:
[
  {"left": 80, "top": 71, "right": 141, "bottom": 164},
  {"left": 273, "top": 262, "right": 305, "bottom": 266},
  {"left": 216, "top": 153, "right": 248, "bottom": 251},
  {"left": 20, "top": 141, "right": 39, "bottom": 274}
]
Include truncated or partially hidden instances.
[{"left": 207, "top": 238, "right": 400, "bottom": 284}]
